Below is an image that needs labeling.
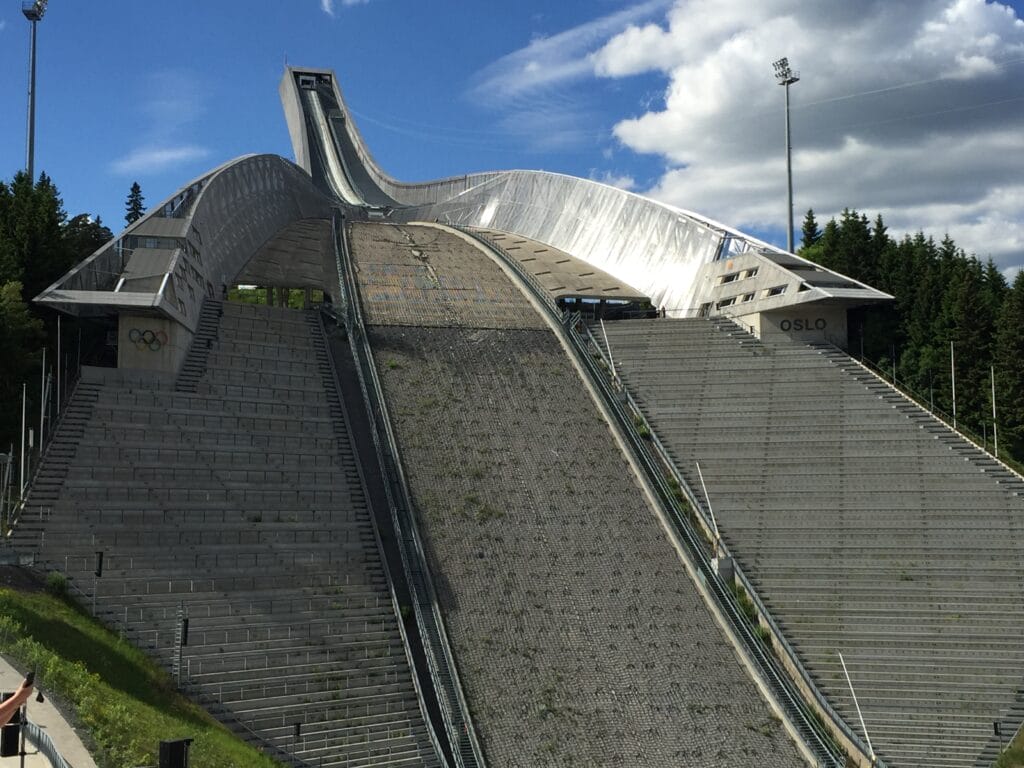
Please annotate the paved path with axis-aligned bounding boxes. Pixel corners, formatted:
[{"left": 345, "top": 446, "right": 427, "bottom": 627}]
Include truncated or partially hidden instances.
[{"left": 0, "top": 655, "right": 97, "bottom": 768}]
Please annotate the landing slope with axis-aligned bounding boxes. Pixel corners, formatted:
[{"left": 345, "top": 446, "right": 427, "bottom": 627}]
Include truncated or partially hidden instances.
[{"left": 351, "top": 222, "right": 806, "bottom": 767}]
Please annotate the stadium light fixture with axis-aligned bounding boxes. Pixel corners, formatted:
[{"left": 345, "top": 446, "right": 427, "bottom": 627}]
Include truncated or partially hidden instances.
[
  {"left": 773, "top": 57, "right": 799, "bottom": 253},
  {"left": 22, "top": 0, "right": 49, "bottom": 181}
]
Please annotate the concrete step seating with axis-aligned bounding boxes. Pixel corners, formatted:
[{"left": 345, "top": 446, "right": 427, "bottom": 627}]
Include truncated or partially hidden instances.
[
  {"left": 59, "top": 483, "right": 359, "bottom": 506},
  {"left": 142, "top": 625, "right": 402, "bottom": 663},
  {"left": 194, "top": 380, "right": 331, "bottom": 404},
  {"left": 101, "top": 590, "right": 396, "bottom": 626},
  {"left": 12, "top": 300, "right": 440, "bottom": 767},
  {"left": 64, "top": 461, "right": 351, "bottom": 485},
  {"left": 33, "top": 504, "right": 367, "bottom": 527},
  {"left": 55, "top": 542, "right": 378, "bottom": 575},
  {"left": 183, "top": 645, "right": 408, "bottom": 686},
  {"left": 601, "top": 316, "right": 1024, "bottom": 768},
  {"left": 73, "top": 442, "right": 340, "bottom": 468},
  {"left": 38, "top": 523, "right": 374, "bottom": 552},
  {"left": 88, "top": 404, "right": 338, "bottom": 435},
  {"left": 181, "top": 618, "right": 401, "bottom": 656},
  {"left": 229, "top": 700, "right": 436, "bottom": 768},
  {"left": 77, "top": 422, "right": 340, "bottom": 452},
  {"left": 195, "top": 366, "right": 323, "bottom": 390}
]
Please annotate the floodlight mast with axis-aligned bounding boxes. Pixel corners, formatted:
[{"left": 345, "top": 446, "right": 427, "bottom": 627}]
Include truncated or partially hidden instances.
[
  {"left": 22, "top": 0, "right": 48, "bottom": 182},
  {"left": 773, "top": 57, "right": 799, "bottom": 253}
]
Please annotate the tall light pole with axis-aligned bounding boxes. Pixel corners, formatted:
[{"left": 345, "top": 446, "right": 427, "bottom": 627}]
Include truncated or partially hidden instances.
[
  {"left": 22, "top": 0, "right": 49, "bottom": 182},
  {"left": 773, "top": 57, "right": 799, "bottom": 253}
]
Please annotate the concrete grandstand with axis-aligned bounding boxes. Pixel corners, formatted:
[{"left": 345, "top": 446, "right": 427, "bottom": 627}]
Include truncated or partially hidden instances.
[{"left": 7, "top": 66, "right": 1019, "bottom": 768}]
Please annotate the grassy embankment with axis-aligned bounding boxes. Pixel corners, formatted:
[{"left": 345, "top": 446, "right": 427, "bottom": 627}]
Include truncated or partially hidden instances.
[
  {"left": 0, "top": 583, "right": 280, "bottom": 768},
  {"left": 997, "top": 737, "right": 1024, "bottom": 768}
]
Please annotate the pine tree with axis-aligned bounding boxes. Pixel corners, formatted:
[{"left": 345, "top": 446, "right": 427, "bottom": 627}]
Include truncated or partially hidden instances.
[
  {"left": 0, "top": 171, "right": 119, "bottom": 450},
  {"left": 64, "top": 214, "right": 113, "bottom": 261},
  {"left": 125, "top": 181, "right": 145, "bottom": 225},
  {"left": 995, "top": 271, "right": 1024, "bottom": 455},
  {"left": 0, "top": 280, "right": 44, "bottom": 450},
  {"left": 7, "top": 172, "right": 70, "bottom": 304},
  {"left": 0, "top": 181, "right": 19, "bottom": 286},
  {"left": 935, "top": 258, "right": 995, "bottom": 432},
  {"left": 800, "top": 209, "right": 821, "bottom": 251}
]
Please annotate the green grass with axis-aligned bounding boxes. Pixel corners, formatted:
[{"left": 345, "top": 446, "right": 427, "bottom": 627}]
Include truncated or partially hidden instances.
[
  {"left": 0, "top": 587, "right": 281, "bottom": 768},
  {"left": 997, "top": 742, "right": 1024, "bottom": 767}
]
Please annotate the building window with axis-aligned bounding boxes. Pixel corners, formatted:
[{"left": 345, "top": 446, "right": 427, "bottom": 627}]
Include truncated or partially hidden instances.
[
  {"left": 744, "top": 267, "right": 759, "bottom": 279},
  {"left": 720, "top": 273, "right": 739, "bottom": 284},
  {"left": 742, "top": 292, "right": 755, "bottom": 303},
  {"left": 765, "top": 285, "right": 787, "bottom": 297},
  {"left": 716, "top": 297, "right": 737, "bottom": 308}
]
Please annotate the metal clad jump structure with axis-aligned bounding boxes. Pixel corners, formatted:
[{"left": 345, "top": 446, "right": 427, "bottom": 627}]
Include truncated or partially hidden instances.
[
  {"left": 280, "top": 68, "right": 889, "bottom": 332},
  {"left": 27, "top": 65, "right": 1021, "bottom": 768}
]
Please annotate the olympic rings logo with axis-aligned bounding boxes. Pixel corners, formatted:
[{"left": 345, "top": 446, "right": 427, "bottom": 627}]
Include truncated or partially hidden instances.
[{"left": 128, "top": 328, "right": 168, "bottom": 351}]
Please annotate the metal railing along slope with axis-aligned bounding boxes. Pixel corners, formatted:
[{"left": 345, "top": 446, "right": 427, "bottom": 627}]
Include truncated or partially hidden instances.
[
  {"left": 455, "top": 224, "right": 876, "bottom": 768},
  {"left": 821, "top": 342, "right": 1024, "bottom": 484},
  {"left": 329, "top": 210, "right": 485, "bottom": 768}
]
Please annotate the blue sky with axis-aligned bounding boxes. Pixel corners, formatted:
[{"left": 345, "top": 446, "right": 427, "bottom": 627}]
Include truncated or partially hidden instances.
[{"left": 1, "top": 0, "right": 1023, "bottom": 274}]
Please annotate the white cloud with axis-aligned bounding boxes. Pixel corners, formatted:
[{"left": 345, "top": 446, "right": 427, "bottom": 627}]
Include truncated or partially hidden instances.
[
  {"left": 471, "top": 0, "right": 672, "bottom": 102},
  {"left": 589, "top": 170, "right": 637, "bottom": 191},
  {"left": 467, "top": 1, "right": 672, "bottom": 152},
  {"left": 142, "top": 70, "right": 206, "bottom": 133},
  {"left": 590, "top": 0, "right": 1024, "bottom": 271},
  {"left": 321, "top": 0, "right": 368, "bottom": 16},
  {"left": 110, "top": 145, "right": 210, "bottom": 175},
  {"left": 108, "top": 69, "right": 210, "bottom": 176},
  {"left": 0, "top": 19, "right": 7, "bottom": 33}
]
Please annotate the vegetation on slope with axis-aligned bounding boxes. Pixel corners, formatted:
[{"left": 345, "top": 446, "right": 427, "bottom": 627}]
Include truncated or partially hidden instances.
[
  {"left": 0, "top": 582, "right": 279, "bottom": 768},
  {"left": 996, "top": 743, "right": 1024, "bottom": 768}
]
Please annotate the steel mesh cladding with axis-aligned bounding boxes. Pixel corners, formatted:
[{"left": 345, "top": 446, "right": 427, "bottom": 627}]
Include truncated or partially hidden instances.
[
  {"left": 281, "top": 66, "right": 890, "bottom": 334},
  {"left": 34, "top": 154, "right": 332, "bottom": 333}
]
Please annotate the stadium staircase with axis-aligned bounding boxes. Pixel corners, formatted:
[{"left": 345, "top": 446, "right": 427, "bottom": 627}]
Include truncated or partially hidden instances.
[
  {"left": 596, "top": 315, "right": 1024, "bottom": 768},
  {"left": 9, "top": 301, "right": 441, "bottom": 768},
  {"left": 174, "top": 296, "right": 224, "bottom": 393}
]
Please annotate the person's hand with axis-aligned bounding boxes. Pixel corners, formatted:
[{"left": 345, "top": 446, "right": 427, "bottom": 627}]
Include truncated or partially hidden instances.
[{"left": 18, "top": 671, "right": 34, "bottom": 693}]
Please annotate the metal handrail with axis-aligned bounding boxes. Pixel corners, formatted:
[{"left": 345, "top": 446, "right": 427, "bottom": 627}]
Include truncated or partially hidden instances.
[
  {"left": 330, "top": 212, "right": 484, "bottom": 768},
  {"left": 4, "top": 351, "right": 86, "bottom": 538},
  {"left": 456, "top": 225, "right": 871, "bottom": 768},
  {"left": 0, "top": 453, "right": 13, "bottom": 535},
  {"left": 834, "top": 345, "right": 1024, "bottom": 482},
  {"left": 25, "top": 720, "right": 72, "bottom": 768}
]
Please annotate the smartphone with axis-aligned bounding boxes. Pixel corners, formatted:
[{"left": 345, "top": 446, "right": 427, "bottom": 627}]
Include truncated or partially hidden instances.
[{"left": 23, "top": 671, "right": 34, "bottom": 687}]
